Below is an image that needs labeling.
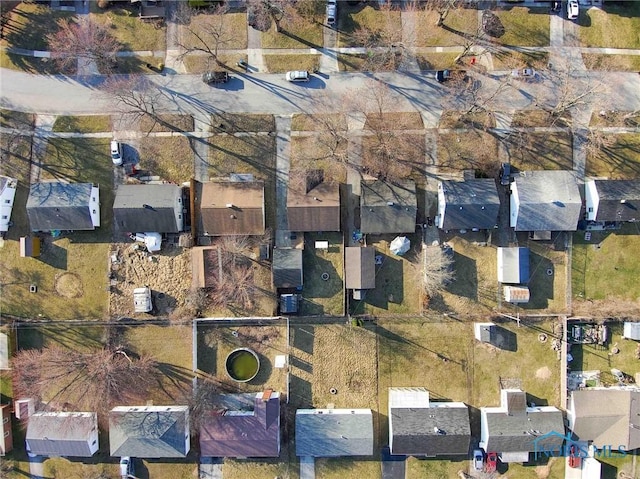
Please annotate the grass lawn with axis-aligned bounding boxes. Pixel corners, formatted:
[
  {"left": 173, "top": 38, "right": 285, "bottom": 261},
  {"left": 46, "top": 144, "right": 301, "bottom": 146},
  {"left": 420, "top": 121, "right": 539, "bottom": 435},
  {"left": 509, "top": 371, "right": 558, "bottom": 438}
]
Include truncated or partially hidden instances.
[
  {"left": 406, "top": 456, "right": 473, "bottom": 479},
  {"left": 438, "top": 237, "right": 498, "bottom": 316},
  {"left": 301, "top": 233, "right": 344, "bottom": 316},
  {"left": 589, "top": 111, "right": 640, "bottom": 128},
  {"left": 338, "top": 5, "right": 402, "bottom": 48},
  {"left": 511, "top": 110, "right": 571, "bottom": 128},
  {"left": 263, "top": 54, "right": 320, "bottom": 73},
  {"left": 315, "top": 459, "right": 381, "bottom": 479},
  {"left": 586, "top": 133, "right": 640, "bottom": 179},
  {"left": 291, "top": 113, "right": 347, "bottom": 132},
  {"left": 0, "top": 133, "right": 32, "bottom": 183},
  {"left": 415, "top": 9, "right": 478, "bottom": 47},
  {"left": 437, "top": 129, "right": 500, "bottom": 177},
  {"left": 490, "top": 49, "right": 549, "bottom": 71},
  {"left": 524, "top": 239, "right": 568, "bottom": 313},
  {"left": 0, "top": 109, "right": 35, "bottom": 130},
  {"left": 582, "top": 53, "right": 640, "bottom": 71},
  {"left": 182, "top": 11, "right": 248, "bottom": 50},
  {"left": 361, "top": 133, "right": 428, "bottom": 181},
  {"left": 567, "top": 321, "right": 640, "bottom": 387},
  {"left": 210, "top": 113, "right": 275, "bottom": 134},
  {"left": 577, "top": 2, "right": 640, "bottom": 48},
  {"left": 415, "top": 53, "right": 459, "bottom": 70},
  {"left": 337, "top": 53, "right": 370, "bottom": 72},
  {"left": 491, "top": 7, "right": 550, "bottom": 47},
  {"left": 290, "top": 136, "right": 347, "bottom": 184},
  {"left": 126, "top": 325, "right": 194, "bottom": 404},
  {"left": 196, "top": 323, "right": 288, "bottom": 394},
  {"left": 0, "top": 50, "right": 74, "bottom": 74},
  {"left": 207, "top": 134, "right": 276, "bottom": 180},
  {"left": 114, "top": 54, "right": 158, "bottom": 74},
  {"left": 262, "top": 18, "right": 323, "bottom": 49},
  {"left": 223, "top": 458, "right": 295, "bottom": 479},
  {"left": 502, "top": 131, "right": 574, "bottom": 171},
  {"left": 52, "top": 115, "right": 112, "bottom": 133},
  {"left": 1, "top": 3, "right": 73, "bottom": 51},
  {"left": 139, "top": 114, "right": 195, "bottom": 133},
  {"left": 364, "top": 112, "right": 424, "bottom": 131},
  {"left": 138, "top": 136, "right": 195, "bottom": 183},
  {"left": 572, "top": 225, "right": 640, "bottom": 302},
  {"left": 349, "top": 234, "right": 422, "bottom": 316},
  {"left": 90, "top": 6, "right": 166, "bottom": 51},
  {"left": 183, "top": 53, "right": 247, "bottom": 74}
]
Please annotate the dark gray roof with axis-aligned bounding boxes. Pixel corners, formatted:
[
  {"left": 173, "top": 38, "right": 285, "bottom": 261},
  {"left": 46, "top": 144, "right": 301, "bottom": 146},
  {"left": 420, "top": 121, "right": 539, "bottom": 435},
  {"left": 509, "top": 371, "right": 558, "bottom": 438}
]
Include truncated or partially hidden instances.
[
  {"left": 390, "top": 404, "right": 471, "bottom": 456},
  {"left": 570, "top": 389, "right": 640, "bottom": 451},
  {"left": 593, "top": 180, "right": 640, "bottom": 222},
  {"left": 438, "top": 179, "right": 500, "bottom": 230},
  {"left": 272, "top": 248, "right": 303, "bottom": 288},
  {"left": 344, "top": 246, "right": 375, "bottom": 290},
  {"left": 287, "top": 182, "right": 340, "bottom": 232},
  {"left": 200, "top": 392, "right": 281, "bottom": 457},
  {"left": 360, "top": 180, "right": 416, "bottom": 234},
  {"left": 26, "top": 412, "right": 98, "bottom": 457},
  {"left": 109, "top": 406, "right": 190, "bottom": 458},
  {"left": 26, "top": 182, "right": 97, "bottom": 231},
  {"left": 511, "top": 171, "right": 581, "bottom": 231},
  {"left": 113, "top": 184, "right": 182, "bottom": 233},
  {"left": 295, "top": 409, "right": 374, "bottom": 457}
]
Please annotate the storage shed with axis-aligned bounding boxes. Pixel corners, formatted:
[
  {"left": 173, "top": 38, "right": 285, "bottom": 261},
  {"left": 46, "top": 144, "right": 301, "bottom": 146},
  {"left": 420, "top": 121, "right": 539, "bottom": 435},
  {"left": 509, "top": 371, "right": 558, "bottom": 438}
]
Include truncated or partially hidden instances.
[
  {"left": 497, "top": 247, "right": 529, "bottom": 284},
  {"left": 623, "top": 322, "right": 640, "bottom": 341}
]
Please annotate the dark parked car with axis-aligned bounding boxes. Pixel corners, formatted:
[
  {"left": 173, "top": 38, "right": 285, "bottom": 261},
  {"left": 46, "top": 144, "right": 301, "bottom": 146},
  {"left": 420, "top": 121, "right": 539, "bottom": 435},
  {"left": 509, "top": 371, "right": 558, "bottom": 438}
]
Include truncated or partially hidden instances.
[
  {"left": 435, "top": 70, "right": 451, "bottom": 82},
  {"left": 500, "top": 162, "right": 511, "bottom": 186},
  {"left": 202, "top": 71, "right": 229, "bottom": 84}
]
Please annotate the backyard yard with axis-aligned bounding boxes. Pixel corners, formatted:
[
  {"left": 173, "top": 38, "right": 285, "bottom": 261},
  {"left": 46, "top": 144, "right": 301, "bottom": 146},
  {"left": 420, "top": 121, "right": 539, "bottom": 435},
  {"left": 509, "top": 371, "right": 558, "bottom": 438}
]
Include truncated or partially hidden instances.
[
  {"left": 349, "top": 234, "right": 423, "bottom": 316},
  {"left": 301, "top": 233, "right": 344, "bottom": 317}
]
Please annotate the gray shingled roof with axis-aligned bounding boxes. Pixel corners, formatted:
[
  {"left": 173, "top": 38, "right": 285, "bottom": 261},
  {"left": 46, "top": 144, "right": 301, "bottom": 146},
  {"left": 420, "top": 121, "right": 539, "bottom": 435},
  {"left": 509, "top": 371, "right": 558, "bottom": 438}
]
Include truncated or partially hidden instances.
[
  {"left": 295, "top": 409, "right": 374, "bottom": 457},
  {"left": 390, "top": 404, "right": 471, "bottom": 456},
  {"left": 27, "top": 182, "right": 97, "bottom": 231},
  {"left": 511, "top": 171, "right": 581, "bottom": 231},
  {"left": 360, "top": 180, "right": 416, "bottom": 234},
  {"left": 272, "top": 248, "right": 303, "bottom": 288},
  {"left": 344, "top": 246, "right": 375, "bottom": 290},
  {"left": 200, "top": 392, "right": 281, "bottom": 457},
  {"left": 592, "top": 180, "right": 640, "bottom": 222},
  {"left": 26, "top": 412, "right": 98, "bottom": 457},
  {"left": 570, "top": 389, "right": 640, "bottom": 451},
  {"left": 438, "top": 179, "right": 500, "bottom": 230},
  {"left": 109, "top": 406, "right": 190, "bottom": 458},
  {"left": 287, "top": 182, "right": 340, "bottom": 232},
  {"left": 113, "top": 184, "right": 182, "bottom": 233}
]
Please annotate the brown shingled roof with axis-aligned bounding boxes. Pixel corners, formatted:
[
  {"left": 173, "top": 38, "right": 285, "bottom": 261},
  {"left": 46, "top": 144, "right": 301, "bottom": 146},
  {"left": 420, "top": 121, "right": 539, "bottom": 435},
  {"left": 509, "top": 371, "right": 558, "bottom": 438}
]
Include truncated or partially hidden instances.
[
  {"left": 287, "top": 182, "right": 340, "bottom": 232},
  {"left": 199, "top": 182, "right": 265, "bottom": 236}
]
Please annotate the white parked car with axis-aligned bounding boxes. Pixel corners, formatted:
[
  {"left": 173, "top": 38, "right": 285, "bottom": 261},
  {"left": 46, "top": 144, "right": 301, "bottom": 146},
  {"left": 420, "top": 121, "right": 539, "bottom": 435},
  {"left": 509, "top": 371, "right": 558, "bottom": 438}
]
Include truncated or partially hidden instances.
[
  {"left": 326, "top": 0, "right": 337, "bottom": 26},
  {"left": 511, "top": 68, "right": 537, "bottom": 80},
  {"left": 473, "top": 449, "right": 484, "bottom": 471},
  {"left": 110, "top": 140, "right": 123, "bottom": 166},
  {"left": 567, "top": 0, "right": 579, "bottom": 20},
  {"left": 285, "top": 70, "right": 310, "bottom": 82}
]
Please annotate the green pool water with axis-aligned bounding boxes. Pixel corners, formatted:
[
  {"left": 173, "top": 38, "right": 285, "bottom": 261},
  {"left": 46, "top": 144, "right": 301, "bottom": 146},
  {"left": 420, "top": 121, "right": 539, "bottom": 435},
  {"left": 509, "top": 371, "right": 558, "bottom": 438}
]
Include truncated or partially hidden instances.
[{"left": 226, "top": 348, "right": 259, "bottom": 382}]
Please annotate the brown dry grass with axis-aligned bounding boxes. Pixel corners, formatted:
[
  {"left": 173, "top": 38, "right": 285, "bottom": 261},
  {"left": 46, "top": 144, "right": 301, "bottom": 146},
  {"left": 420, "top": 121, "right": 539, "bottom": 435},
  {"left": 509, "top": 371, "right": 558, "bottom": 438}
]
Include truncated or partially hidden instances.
[
  {"left": 586, "top": 133, "right": 640, "bottom": 179},
  {"left": 139, "top": 114, "right": 194, "bottom": 133},
  {"left": 502, "top": 131, "right": 574, "bottom": 171},
  {"left": 138, "top": 136, "right": 195, "bottom": 183},
  {"left": 437, "top": 130, "right": 500, "bottom": 177},
  {"left": 511, "top": 110, "right": 572, "bottom": 128},
  {"left": 290, "top": 135, "right": 347, "bottom": 184}
]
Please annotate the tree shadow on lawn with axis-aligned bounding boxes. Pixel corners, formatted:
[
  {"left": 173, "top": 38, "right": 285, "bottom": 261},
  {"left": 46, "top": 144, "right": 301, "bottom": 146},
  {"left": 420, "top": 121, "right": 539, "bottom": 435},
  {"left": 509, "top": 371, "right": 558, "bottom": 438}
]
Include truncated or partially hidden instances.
[
  {"left": 520, "top": 252, "right": 554, "bottom": 310},
  {"left": 292, "top": 325, "right": 314, "bottom": 355},
  {"left": 288, "top": 374, "right": 312, "bottom": 408},
  {"left": 353, "top": 254, "right": 403, "bottom": 312},
  {"left": 446, "top": 251, "right": 478, "bottom": 301}
]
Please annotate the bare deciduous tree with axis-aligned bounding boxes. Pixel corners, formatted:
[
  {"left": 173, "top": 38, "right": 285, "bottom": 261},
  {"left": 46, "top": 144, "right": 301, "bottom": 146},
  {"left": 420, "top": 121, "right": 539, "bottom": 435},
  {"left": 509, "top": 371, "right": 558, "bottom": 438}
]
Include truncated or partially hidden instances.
[
  {"left": 424, "top": 0, "right": 462, "bottom": 27},
  {"left": 175, "top": 4, "right": 235, "bottom": 67},
  {"left": 100, "top": 76, "right": 164, "bottom": 129},
  {"left": 246, "top": 0, "right": 298, "bottom": 32},
  {"left": 12, "top": 345, "right": 159, "bottom": 413},
  {"left": 423, "top": 245, "right": 455, "bottom": 297},
  {"left": 46, "top": 17, "right": 121, "bottom": 73}
]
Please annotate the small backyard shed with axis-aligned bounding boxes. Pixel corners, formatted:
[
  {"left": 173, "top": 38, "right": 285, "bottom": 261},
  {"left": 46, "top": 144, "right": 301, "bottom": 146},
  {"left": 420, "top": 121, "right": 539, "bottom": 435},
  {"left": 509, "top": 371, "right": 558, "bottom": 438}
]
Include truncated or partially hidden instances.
[
  {"left": 497, "top": 247, "right": 530, "bottom": 284},
  {"left": 623, "top": 322, "right": 640, "bottom": 341}
]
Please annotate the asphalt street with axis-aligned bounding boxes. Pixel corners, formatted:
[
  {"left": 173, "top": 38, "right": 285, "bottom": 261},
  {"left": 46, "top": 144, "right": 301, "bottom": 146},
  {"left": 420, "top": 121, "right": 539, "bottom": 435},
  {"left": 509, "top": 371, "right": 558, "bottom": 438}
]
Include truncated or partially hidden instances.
[{"left": 2, "top": 68, "right": 639, "bottom": 117}]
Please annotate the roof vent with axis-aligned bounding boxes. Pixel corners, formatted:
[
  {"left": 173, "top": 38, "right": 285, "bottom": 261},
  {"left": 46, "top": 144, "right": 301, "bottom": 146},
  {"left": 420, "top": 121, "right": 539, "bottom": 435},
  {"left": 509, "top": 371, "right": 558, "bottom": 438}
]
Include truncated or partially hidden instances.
[
  {"left": 481, "top": 206, "right": 485, "bottom": 210},
  {"left": 230, "top": 215, "right": 236, "bottom": 219},
  {"left": 226, "top": 203, "right": 234, "bottom": 208},
  {"left": 621, "top": 200, "right": 627, "bottom": 204},
  {"left": 313, "top": 196, "right": 319, "bottom": 201},
  {"left": 387, "top": 202, "right": 394, "bottom": 206}
]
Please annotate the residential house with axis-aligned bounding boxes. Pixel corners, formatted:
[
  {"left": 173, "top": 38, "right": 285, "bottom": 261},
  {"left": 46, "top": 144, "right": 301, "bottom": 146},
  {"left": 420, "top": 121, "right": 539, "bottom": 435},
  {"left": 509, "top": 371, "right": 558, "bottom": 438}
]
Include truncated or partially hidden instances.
[
  {"left": 26, "top": 412, "right": 99, "bottom": 457},
  {"left": 388, "top": 387, "right": 471, "bottom": 456},
  {"left": 196, "top": 181, "right": 265, "bottom": 236},
  {"left": 510, "top": 171, "right": 581, "bottom": 232},
  {"left": 479, "top": 389, "right": 564, "bottom": 462},
  {"left": 113, "top": 184, "right": 184, "bottom": 233},
  {"left": 360, "top": 180, "right": 416, "bottom": 234},
  {"left": 585, "top": 179, "right": 640, "bottom": 222},
  {"left": 567, "top": 388, "right": 640, "bottom": 452},
  {"left": 497, "top": 247, "right": 530, "bottom": 284},
  {"left": 200, "top": 391, "right": 281, "bottom": 458},
  {"left": 27, "top": 182, "right": 100, "bottom": 232},
  {"left": 296, "top": 409, "right": 374, "bottom": 457},
  {"left": 437, "top": 179, "right": 500, "bottom": 231},
  {"left": 0, "top": 404, "right": 12, "bottom": 456},
  {"left": 287, "top": 182, "right": 340, "bottom": 232},
  {"left": 0, "top": 176, "right": 17, "bottom": 233},
  {"left": 344, "top": 246, "right": 375, "bottom": 299},
  {"left": 272, "top": 248, "right": 303, "bottom": 289},
  {"left": 109, "top": 405, "right": 190, "bottom": 458}
]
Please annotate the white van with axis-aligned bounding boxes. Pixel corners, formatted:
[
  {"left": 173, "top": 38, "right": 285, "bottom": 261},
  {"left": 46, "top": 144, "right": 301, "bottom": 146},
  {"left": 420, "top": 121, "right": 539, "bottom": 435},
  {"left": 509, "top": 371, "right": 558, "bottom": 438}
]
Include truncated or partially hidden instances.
[
  {"left": 110, "top": 140, "right": 123, "bottom": 166},
  {"left": 326, "top": 0, "right": 337, "bottom": 26}
]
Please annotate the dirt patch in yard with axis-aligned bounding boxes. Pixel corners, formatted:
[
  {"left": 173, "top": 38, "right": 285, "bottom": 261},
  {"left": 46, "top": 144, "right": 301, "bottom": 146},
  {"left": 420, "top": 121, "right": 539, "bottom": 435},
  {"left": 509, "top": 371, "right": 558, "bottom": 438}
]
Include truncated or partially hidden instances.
[
  {"left": 54, "top": 272, "right": 83, "bottom": 298},
  {"left": 535, "top": 366, "right": 551, "bottom": 380},
  {"left": 109, "top": 243, "right": 192, "bottom": 318}
]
